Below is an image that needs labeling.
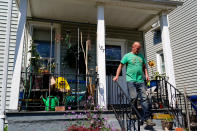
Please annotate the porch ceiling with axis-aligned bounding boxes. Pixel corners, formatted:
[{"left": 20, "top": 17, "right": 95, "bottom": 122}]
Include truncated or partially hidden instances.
[{"left": 27, "top": 0, "right": 182, "bottom": 31}]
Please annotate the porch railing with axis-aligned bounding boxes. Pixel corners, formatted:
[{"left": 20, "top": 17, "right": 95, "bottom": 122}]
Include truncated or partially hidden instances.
[
  {"left": 107, "top": 75, "right": 197, "bottom": 130},
  {"left": 152, "top": 76, "right": 197, "bottom": 128},
  {"left": 107, "top": 76, "right": 142, "bottom": 131},
  {"left": 19, "top": 72, "right": 97, "bottom": 111}
]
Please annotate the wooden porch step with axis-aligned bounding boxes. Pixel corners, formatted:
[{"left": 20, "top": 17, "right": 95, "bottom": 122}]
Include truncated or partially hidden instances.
[{"left": 153, "top": 113, "right": 174, "bottom": 120}]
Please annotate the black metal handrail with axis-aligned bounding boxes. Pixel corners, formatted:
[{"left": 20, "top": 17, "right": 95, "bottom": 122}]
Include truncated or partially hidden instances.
[
  {"left": 107, "top": 74, "right": 197, "bottom": 130},
  {"left": 108, "top": 76, "right": 142, "bottom": 131},
  {"left": 153, "top": 76, "right": 197, "bottom": 128}
]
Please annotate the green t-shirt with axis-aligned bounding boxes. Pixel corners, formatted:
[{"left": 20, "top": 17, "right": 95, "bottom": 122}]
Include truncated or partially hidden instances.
[{"left": 121, "top": 52, "right": 146, "bottom": 83}]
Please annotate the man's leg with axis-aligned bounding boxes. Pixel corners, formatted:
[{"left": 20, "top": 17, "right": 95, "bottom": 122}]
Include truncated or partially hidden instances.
[
  {"left": 127, "top": 82, "right": 137, "bottom": 102},
  {"left": 138, "top": 83, "right": 155, "bottom": 126},
  {"left": 138, "top": 83, "right": 150, "bottom": 120},
  {"left": 127, "top": 82, "right": 138, "bottom": 130}
]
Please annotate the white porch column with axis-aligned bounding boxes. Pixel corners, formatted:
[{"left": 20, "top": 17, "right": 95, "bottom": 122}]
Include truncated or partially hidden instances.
[
  {"left": 160, "top": 12, "right": 176, "bottom": 106},
  {"left": 97, "top": 5, "right": 107, "bottom": 108},
  {"left": 9, "top": 0, "right": 28, "bottom": 110}
]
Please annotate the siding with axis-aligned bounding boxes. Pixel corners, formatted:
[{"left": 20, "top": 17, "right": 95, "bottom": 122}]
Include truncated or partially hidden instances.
[
  {"left": 0, "top": 0, "right": 19, "bottom": 109},
  {"left": 169, "top": 0, "right": 197, "bottom": 95},
  {"left": 145, "top": 0, "right": 197, "bottom": 95},
  {"left": 145, "top": 29, "right": 163, "bottom": 76}
]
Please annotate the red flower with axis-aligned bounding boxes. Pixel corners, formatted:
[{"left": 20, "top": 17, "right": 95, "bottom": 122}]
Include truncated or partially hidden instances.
[{"left": 67, "top": 125, "right": 101, "bottom": 131}]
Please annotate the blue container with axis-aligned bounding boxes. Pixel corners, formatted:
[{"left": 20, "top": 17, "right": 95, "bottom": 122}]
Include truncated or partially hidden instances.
[
  {"left": 147, "top": 80, "right": 157, "bottom": 88},
  {"left": 189, "top": 95, "right": 197, "bottom": 115}
]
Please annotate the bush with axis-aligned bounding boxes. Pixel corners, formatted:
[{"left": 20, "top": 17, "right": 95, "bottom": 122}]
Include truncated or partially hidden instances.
[{"left": 65, "top": 96, "right": 119, "bottom": 131}]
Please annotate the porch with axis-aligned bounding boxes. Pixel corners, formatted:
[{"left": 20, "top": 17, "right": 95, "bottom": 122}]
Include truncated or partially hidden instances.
[
  {"left": 9, "top": 0, "right": 182, "bottom": 111},
  {"left": 18, "top": 20, "right": 145, "bottom": 111}
]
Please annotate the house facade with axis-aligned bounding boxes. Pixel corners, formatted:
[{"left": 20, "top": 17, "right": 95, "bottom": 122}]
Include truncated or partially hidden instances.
[
  {"left": 145, "top": 0, "right": 197, "bottom": 96},
  {"left": 0, "top": 0, "right": 184, "bottom": 129}
]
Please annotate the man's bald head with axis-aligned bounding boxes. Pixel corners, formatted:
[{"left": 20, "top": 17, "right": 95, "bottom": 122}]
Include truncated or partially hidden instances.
[{"left": 132, "top": 41, "right": 141, "bottom": 54}]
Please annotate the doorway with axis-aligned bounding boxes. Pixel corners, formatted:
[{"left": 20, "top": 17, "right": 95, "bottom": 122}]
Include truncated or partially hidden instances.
[{"left": 105, "top": 38, "right": 127, "bottom": 105}]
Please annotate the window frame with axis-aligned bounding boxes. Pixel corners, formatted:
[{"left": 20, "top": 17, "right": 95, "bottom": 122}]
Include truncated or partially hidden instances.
[{"left": 156, "top": 50, "right": 165, "bottom": 74}]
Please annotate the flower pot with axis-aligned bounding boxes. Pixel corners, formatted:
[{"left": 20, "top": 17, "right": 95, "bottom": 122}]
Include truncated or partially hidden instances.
[
  {"left": 55, "top": 106, "right": 65, "bottom": 111},
  {"left": 67, "top": 125, "right": 100, "bottom": 131},
  {"left": 175, "top": 127, "right": 183, "bottom": 131},
  {"left": 33, "top": 76, "right": 43, "bottom": 89},
  {"left": 42, "top": 70, "right": 49, "bottom": 74},
  {"left": 161, "top": 120, "right": 173, "bottom": 130}
]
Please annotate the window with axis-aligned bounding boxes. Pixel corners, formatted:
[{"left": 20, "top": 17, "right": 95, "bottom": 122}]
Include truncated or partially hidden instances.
[
  {"left": 157, "top": 51, "right": 165, "bottom": 74},
  {"left": 35, "top": 40, "right": 55, "bottom": 58},
  {"left": 105, "top": 45, "right": 122, "bottom": 76},
  {"left": 33, "top": 28, "right": 55, "bottom": 69},
  {"left": 160, "top": 53, "right": 165, "bottom": 74},
  {"left": 153, "top": 29, "right": 162, "bottom": 45}
]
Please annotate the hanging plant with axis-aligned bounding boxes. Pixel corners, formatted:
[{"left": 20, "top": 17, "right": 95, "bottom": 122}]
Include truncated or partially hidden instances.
[
  {"left": 62, "top": 30, "right": 72, "bottom": 49},
  {"left": 63, "top": 44, "right": 86, "bottom": 74},
  {"left": 28, "top": 42, "right": 41, "bottom": 73}
]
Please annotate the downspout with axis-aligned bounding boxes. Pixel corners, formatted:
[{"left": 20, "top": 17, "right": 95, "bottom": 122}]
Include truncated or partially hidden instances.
[{"left": 0, "top": 0, "right": 13, "bottom": 130}]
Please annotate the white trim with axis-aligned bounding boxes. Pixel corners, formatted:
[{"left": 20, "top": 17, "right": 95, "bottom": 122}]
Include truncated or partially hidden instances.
[
  {"left": 138, "top": 15, "right": 159, "bottom": 31},
  {"left": 97, "top": 5, "right": 107, "bottom": 108},
  {"left": 160, "top": 13, "right": 176, "bottom": 87},
  {"left": 156, "top": 53, "right": 162, "bottom": 74},
  {"left": 49, "top": 23, "right": 53, "bottom": 73},
  {"left": 27, "top": 0, "right": 32, "bottom": 17},
  {"left": 160, "top": 12, "right": 176, "bottom": 107},
  {"left": 26, "top": 24, "right": 33, "bottom": 67},
  {"left": 28, "top": 21, "right": 60, "bottom": 30},
  {"left": 9, "top": 0, "right": 28, "bottom": 110},
  {"left": 156, "top": 50, "right": 165, "bottom": 74},
  {"left": 106, "top": 38, "right": 126, "bottom": 43},
  {"left": 55, "top": 24, "right": 61, "bottom": 74}
]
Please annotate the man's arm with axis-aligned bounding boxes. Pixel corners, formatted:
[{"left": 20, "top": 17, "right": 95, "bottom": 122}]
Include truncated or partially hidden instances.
[
  {"left": 113, "top": 63, "right": 124, "bottom": 81},
  {"left": 143, "top": 64, "right": 149, "bottom": 81}
]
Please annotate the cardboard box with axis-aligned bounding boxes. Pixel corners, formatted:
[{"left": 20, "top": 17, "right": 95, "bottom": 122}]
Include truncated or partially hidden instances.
[{"left": 55, "top": 106, "right": 65, "bottom": 111}]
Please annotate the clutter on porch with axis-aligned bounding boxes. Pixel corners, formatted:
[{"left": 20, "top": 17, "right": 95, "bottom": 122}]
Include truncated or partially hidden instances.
[{"left": 19, "top": 24, "right": 97, "bottom": 111}]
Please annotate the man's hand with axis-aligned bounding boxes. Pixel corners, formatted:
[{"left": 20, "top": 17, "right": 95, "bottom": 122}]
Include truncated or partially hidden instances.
[
  {"left": 113, "top": 63, "right": 123, "bottom": 82},
  {"left": 146, "top": 75, "right": 150, "bottom": 82},
  {"left": 144, "top": 65, "right": 149, "bottom": 82},
  {"left": 113, "top": 76, "right": 119, "bottom": 82}
]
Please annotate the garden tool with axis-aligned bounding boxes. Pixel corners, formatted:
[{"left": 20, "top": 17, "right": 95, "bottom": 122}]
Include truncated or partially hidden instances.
[{"left": 42, "top": 96, "right": 59, "bottom": 111}]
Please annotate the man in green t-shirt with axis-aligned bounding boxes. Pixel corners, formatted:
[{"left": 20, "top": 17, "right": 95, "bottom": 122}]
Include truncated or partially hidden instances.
[{"left": 113, "top": 41, "right": 155, "bottom": 126}]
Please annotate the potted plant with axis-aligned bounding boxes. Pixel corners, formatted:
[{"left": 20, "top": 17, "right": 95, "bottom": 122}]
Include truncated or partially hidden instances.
[
  {"left": 29, "top": 43, "right": 41, "bottom": 73},
  {"left": 65, "top": 96, "right": 120, "bottom": 131},
  {"left": 161, "top": 117, "right": 174, "bottom": 130}
]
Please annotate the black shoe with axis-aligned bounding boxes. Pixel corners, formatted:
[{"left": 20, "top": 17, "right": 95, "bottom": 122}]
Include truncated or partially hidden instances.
[
  {"left": 139, "top": 120, "right": 144, "bottom": 126},
  {"left": 146, "top": 119, "right": 156, "bottom": 126}
]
